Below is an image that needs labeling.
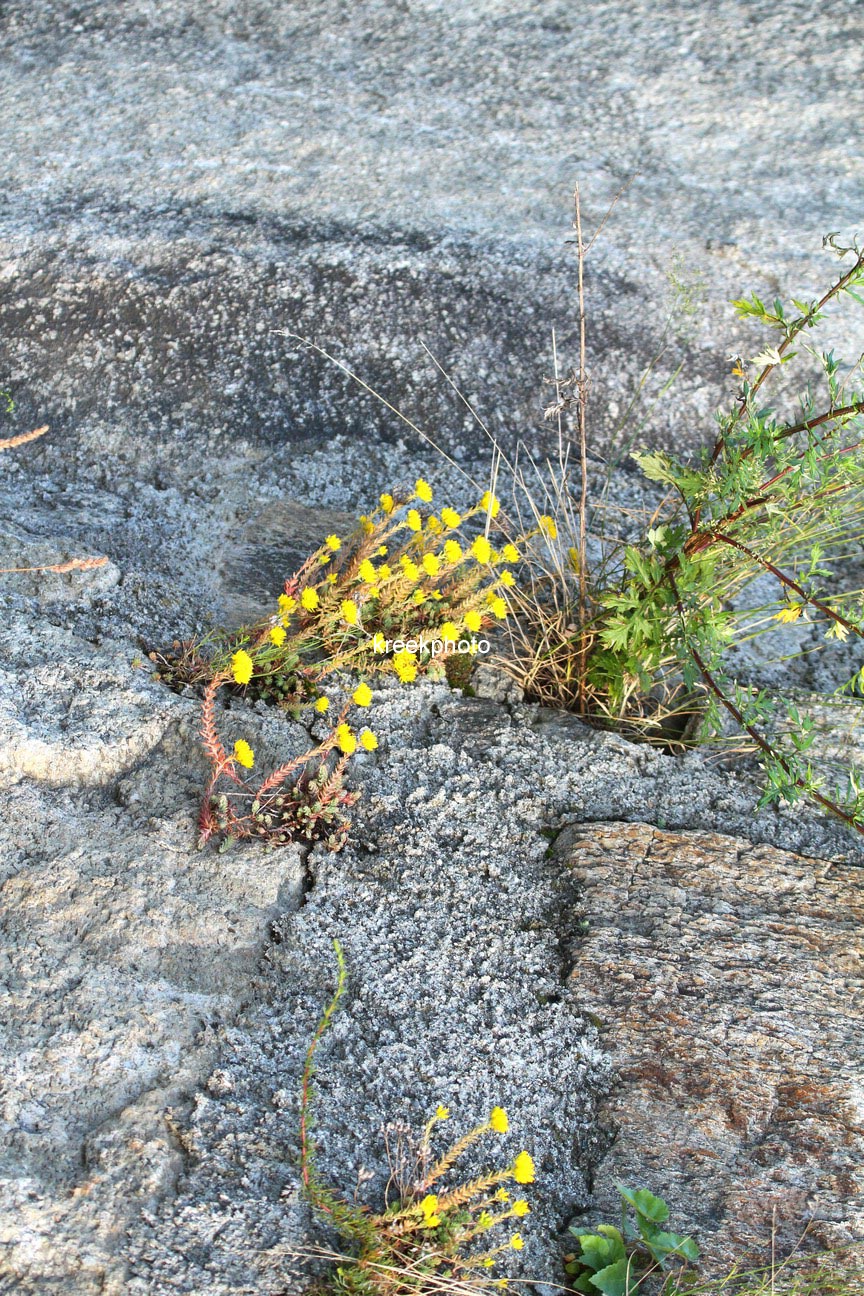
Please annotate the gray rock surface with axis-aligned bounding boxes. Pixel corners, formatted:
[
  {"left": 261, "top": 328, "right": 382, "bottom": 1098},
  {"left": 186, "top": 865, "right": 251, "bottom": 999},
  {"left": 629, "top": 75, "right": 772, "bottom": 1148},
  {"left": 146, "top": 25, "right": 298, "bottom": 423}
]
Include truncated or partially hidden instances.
[{"left": 1, "top": 2, "right": 864, "bottom": 1292}]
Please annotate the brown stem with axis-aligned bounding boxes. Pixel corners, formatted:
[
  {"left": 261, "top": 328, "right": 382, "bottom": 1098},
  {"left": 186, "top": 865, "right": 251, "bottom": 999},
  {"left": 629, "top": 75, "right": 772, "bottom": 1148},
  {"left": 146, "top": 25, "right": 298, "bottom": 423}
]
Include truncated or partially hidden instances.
[
  {"left": 691, "top": 249, "right": 864, "bottom": 533},
  {"left": 770, "top": 398, "right": 864, "bottom": 445},
  {"left": 254, "top": 702, "right": 352, "bottom": 799},
  {"left": 0, "top": 424, "right": 48, "bottom": 451},
  {"left": 704, "top": 531, "right": 864, "bottom": 640},
  {"left": 713, "top": 249, "right": 864, "bottom": 467},
  {"left": 668, "top": 573, "right": 864, "bottom": 838}
]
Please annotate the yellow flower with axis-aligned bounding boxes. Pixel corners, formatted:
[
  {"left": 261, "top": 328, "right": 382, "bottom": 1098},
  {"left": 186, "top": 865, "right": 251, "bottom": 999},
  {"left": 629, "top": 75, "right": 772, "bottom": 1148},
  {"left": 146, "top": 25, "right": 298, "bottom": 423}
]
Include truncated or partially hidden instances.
[
  {"left": 420, "top": 1194, "right": 441, "bottom": 1226},
  {"left": 471, "top": 536, "right": 492, "bottom": 563},
  {"left": 495, "top": 1189, "right": 510, "bottom": 1203},
  {"left": 402, "top": 559, "right": 420, "bottom": 582},
  {"left": 327, "top": 572, "right": 338, "bottom": 584},
  {"left": 426, "top": 514, "right": 442, "bottom": 534},
  {"left": 490, "top": 1107, "right": 509, "bottom": 1134},
  {"left": 359, "top": 729, "right": 378, "bottom": 751},
  {"left": 325, "top": 534, "right": 341, "bottom": 552},
  {"left": 231, "top": 649, "right": 254, "bottom": 685},
  {"left": 352, "top": 682, "right": 373, "bottom": 707},
  {"left": 415, "top": 478, "right": 433, "bottom": 503},
  {"left": 478, "top": 1212, "right": 493, "bottom": 1229},
  {"left": 512, "top": 1152, "right": 535, "bottom": 1185},
  {"left": 509, "top": 1234, "right": 524, "bottom": 1251},
  {"left": 336, "top": 723, "right": 357, "bottom": 755},
  {"left": 538, "top": 515, "right": 557, "bottom": 540},
  {"left": 378, "top": 563, "right": 392, "bottom": 580},
  {"left": 512, "top": 1200, "right": 530, "bottom": 1218},
  {"left": 501, "top": 543, "right": 520, "bottom": 563},
  {"left": 314, "top": 696, "right": 330, "bottom": 713},
  {"left": 412, "top": 589, "right": 426, "bottom": 605},
  {"left": 480, "top": 490, "right": 500, "bottom": 518},
  {"left": 358, "top": 558, "right": 377, "bottom": 583},
  {"left": 278, "top": 593, "right": 297, "bottom": 620},
  {"left": 341, "top": 599, "right": 359, "bottom": 625},
  {"left": 775, "top": 603, "right": 803, "bottom": 623},
  {"left": 494, "top": 1282, "right": 509, "bottom": 1290},
  {"left": 378, "top": 545, "right": 388, "bottom": 557},
  {"left": 490, "top": 596, "right": 508, "bottom": 620},
  {"left": 319, "top": 552, "right": 331, "bottom": 565},
  {"left": 499, "top": 570, "right": 515, "bottom": 587},
  {"left": 464, "top": 609, "right": 483, "bottom": 633},
  {"left": 300, "top": 587, "right": 320, "bottom": 612},
  {"left": 372, "top": 632, "right": 387, "bottom": 653},
  {"left": 440, "top": 506, "right": 461, "bottom": 529},
  {"left": 431, "top": 590, "right": 442, "bottom": 600},
  {"left": 380, "top": 493, "right": 395, "bottom": 514},
  {"left": 439, "top": 621, "right": 459, "bottom": 642},
  {"left": 482, "top": 1257, "right": 495, "bottom": 1269},
  {"left": 269, "top": 625, "right": 287, "bottom": 646},
  {"left": 359, "top": 515, "right": 375, "bottom": 535},
  {"left": 393, "top": 650, "right": 418, "bottom": 683},
  {"left": 422, "top": 552, "right": 441, "bottom": 577},
  {"left": 406, "top": 508, "right": 422, "bottom": 532},
  {"left": 435, "top": 1105, "right": 450, "bottom": 1120},
  {"left": 232, "top": 739, "right": 254, "bottom": 769}
]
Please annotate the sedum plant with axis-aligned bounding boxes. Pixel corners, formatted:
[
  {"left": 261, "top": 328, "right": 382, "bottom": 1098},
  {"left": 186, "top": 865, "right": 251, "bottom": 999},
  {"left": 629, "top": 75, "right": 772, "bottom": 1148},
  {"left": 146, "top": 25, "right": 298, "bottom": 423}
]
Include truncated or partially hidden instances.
[
  {"left": 162, "top": 478, "right": 522, "bottom": 706},
  {"left": 196, "top": 669, "right": 362, "bottom": 852},
  {"left": 160, "top": 479, "right": 539, "bottom": 851},
  {"left": 298, "top": 942, "right": 536, "bottom": 1295}
]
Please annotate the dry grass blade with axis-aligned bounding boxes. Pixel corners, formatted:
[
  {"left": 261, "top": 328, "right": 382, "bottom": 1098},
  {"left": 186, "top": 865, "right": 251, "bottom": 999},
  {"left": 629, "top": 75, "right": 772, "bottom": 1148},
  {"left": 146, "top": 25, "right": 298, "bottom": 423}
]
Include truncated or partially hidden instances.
[
  {"left": 0, "top": 424, "right": 49, "bottom": 451},
  {"left": 0, "top": 555, "right": 109, "bottom": 574}
]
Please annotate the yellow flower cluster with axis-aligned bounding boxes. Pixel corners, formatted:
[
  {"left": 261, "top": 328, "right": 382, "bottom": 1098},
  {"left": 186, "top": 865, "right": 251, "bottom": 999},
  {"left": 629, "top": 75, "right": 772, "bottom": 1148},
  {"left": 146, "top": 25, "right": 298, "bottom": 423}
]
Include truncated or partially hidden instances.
[
  {"left": 217, "top": 482, "right": 531, "bottom": 749},
  {"left": 380, "top": 1104, "right": 537, "bottom": 1284}
]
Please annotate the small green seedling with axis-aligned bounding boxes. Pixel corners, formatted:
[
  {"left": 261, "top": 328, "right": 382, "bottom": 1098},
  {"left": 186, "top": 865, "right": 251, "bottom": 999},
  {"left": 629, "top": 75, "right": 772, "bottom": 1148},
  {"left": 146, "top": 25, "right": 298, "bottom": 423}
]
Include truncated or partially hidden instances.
[{"left": 565, "top": 1184, "right": 699, "bottom": 1295}]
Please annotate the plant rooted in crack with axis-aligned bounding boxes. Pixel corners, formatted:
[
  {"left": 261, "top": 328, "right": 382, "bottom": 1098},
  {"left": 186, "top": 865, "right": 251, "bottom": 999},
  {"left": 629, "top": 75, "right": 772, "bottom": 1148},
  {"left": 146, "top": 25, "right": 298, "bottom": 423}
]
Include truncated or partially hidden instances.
[
  {"left": 565, "top": 1184, "right": 698, "bottom": 1294},
  {"left": 492, "top": 212, "right": 864, "bottom": 838},
  {"left": 197, "top": 673, "right": 360, "bottom": 852},
  {"left": 296, "top": 941, "right": 537, "bottom": 1294}
]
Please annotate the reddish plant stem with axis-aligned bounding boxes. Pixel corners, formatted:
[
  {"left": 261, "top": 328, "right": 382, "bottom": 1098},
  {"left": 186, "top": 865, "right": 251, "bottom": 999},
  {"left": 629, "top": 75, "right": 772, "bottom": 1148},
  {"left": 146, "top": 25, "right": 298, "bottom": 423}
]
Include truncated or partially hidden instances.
[
  {"left": 668, "top": 573, "right": 864, "bottom": 838},
  {"left": 690, "top": 249, "right": 864, "bottom": 534},
  {"left": 703, "top": 531, "right": 864, "bottom": 640}
]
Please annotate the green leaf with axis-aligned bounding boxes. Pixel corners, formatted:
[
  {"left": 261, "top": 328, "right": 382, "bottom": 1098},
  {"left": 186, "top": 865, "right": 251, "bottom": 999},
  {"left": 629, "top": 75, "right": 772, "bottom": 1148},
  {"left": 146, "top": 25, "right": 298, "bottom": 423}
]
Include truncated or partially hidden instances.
[
  {"left": 732, "top": 293, "right": 767, "bottom": 319},
  {"left": 630, "top": 450, "right": 677, "bottom": 485},
  {"left": 589, "top": 1258, "right": 631, "bottom": 1296},
  {"left": 595, "top": 1225, "right": 627, "bottom": 1259},
  {"left": 576, "top": 1233, "right": 619, "bottom": 1273},
  {"left": 617, "top": 1184, "right": 669, "bottom": 1224},
  {"left": 567, "top": 1273, "right": 599, "bottom": 1294},
  {"left": 643, "top": 1228, "right": 700, "bottom": 1265}
]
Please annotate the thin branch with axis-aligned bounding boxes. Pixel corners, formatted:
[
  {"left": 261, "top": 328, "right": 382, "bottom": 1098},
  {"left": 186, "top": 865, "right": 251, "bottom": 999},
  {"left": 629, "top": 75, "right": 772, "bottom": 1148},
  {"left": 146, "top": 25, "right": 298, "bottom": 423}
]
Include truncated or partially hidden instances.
[
  {"left": 669, "top": 573, "right": 864, "bottom": 841},
  {"left": 712, "top": 248, "right": 864, "bottom": 468},
  {"left": 703, "top": 531, "right": 864, "bottom": 640}
]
